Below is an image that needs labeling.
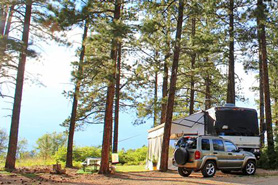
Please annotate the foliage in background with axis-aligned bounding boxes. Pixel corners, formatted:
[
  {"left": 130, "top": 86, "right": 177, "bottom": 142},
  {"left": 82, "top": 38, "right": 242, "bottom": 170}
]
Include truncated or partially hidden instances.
[{"left": 36, "top": 132, "right": 67, "bottom": 160}]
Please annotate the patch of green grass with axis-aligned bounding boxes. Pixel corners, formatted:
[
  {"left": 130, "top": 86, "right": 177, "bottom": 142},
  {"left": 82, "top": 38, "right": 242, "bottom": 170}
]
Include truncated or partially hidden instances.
[
  {"left": 0, "top": 170, "right": 12, "bottom": 175},
  {"left": 115, "top": 165, "right": 146, "bottom": 172}
]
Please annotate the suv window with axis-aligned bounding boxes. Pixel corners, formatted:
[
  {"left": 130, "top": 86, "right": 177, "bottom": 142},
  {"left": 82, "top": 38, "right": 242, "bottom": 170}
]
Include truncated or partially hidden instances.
[
  {"left": 212, "top": 139, "right": 224, "bottom": 151},
  {"left": 176, "top": 137, "right": 197, "bottom": 149},
  {"left": 225, "top": 141, "right": 237, "bottom": 152},
  {"left": 201, "top": 139, "right": 210, "bottom": 150}
]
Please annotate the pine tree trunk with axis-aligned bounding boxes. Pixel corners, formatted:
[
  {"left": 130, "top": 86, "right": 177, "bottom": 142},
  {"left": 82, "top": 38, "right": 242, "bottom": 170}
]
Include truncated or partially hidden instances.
[
  {"left": 99, "top": 0, "right": 121, "bottom": 174},
  {"left": 160, "top": 58, "right": 168, "bottom": 124},
  {"left": 5, "top": 1, "right": 32, "bottom": 170},
  {"left": 189, "top": 18, "right": 196, "bottom": 115},
  {"left": 113, "top": 43, "right": 121, "bottom": 153},
  {"left": 0, "top": 5, "right": 7, "bottom": 35},
  {"left": 154, "top": 70, "right": 158, "bottom": 127},
  {"left": 160, "top": 0, "right": 184, "bottom": 172},
  {"left": 226, "top": 0, "right": 235, "bottom": 104},
  {"left": 257, "top": 0, "right": 275, "bottom": 168},
  {"left": 257, "top": 20, "right": 265, "bottom": 148},
  {"left": 160, "top": 10, "right": 171, "bottom": 125},
  {"left": 205, "top": 58, "right": 211, "bottom": 110},
  {"left": 66, "top": 21, "right": 88, "bottom": 168},
  {"left": 4, "top": 5, "right": 14, "bottom": 37}
]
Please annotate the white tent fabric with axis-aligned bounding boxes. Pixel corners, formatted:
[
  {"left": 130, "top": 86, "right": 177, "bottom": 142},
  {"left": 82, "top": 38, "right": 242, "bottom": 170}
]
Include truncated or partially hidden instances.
[{"left": 146, "top": 111, "right": 205, "bottom": 170}]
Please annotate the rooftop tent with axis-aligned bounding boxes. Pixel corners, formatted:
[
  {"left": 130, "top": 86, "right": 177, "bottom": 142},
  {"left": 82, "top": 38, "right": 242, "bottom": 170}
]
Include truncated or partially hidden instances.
[{"left": 146, "top": 111, "right": 205, "bottom": 170}]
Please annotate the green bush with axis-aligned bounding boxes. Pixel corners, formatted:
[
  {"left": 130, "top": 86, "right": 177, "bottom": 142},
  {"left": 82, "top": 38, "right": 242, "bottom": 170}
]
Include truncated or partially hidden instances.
[
  {"left": 118, "top": 146, "right": 147, "bottom": 165},
  {"left": 257, "top": 147, "right": 277, "bottom": 169},
  {"left": 54, "top": 146, "right": 101, "bottom": 162}
]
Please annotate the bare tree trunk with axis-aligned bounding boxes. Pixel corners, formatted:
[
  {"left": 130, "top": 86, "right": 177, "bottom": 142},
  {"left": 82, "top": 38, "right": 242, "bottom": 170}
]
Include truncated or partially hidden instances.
[
  {"left": 160, "top": 0, "right": 184, "bottom": 172},
  {"left": 160, "top": 58, "right": 168, "bottom": 124},
  {"left": 205, "top": 58, "right": 211, "bottom": 110},
  {"left": 5, "top": 1, "right": 32, "bottom": 170},
  {"left": 257, "top": 0, "right": 275, "bottom": 168},
  {"left": 226, "top": 0, "right": 235, "bottom": 104},
  {"left": 189, "top": 18, "right": 196, "bottom": 115},
  {"left": 257, "top": 20, "right": 265, "bottom": 148},
  {"left": 154, "top": 70, "right": 158, "bottom": 127},
  {"left": 99, "top": 0, "right": 121, "bottom": 174},
  {"left": 0, "top": 5, "right": 7, "bottom": 35},
  {"left": 113, "top": 43, "right": 121, "bottom": 153},
  {"left": 4, "top": 5, "right": 14, "bottom": 37},
  {"left": 66, "top": 20, "right": 88, "bottom": 168}
]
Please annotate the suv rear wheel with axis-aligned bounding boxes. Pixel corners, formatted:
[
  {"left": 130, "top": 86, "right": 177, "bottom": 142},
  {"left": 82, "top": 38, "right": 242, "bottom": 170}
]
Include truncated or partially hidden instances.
[
  {"left": 243, "top": 160, "right": 256, "bottom": 175},
  {"left": 178, "top": 167, "right": 192, "bottom": 177},
  {"left": 202, "top": 161, "right": 216, "bottom": 177}
]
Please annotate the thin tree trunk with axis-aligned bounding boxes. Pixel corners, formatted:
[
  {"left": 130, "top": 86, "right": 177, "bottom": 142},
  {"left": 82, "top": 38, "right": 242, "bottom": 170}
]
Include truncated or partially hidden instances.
[
  {"left": 257, "top": 20, "right": 265, "bottom": 148},
  {"left": 160, "top": 13, "right": 170, "bottom": 125},
  {"left": 0, "top": 4, "right": 14, "bottom": 74},
  {"left": 154, "top": 70, "right": 158, "bottom": 127},
  {"left": 205, "top": 58, "right": 211, "bottom": 110},
  {"left": 113, "top": 43, "right": 121, "bottom": 153},
  {"left": 160, "top": 58, "right": 168, "bottom": 124},
  {"left": 227, "top": 0, "right": 235, "bottom": 104},
  {"left": 66, "top": 20, "right": 88, "bottom": 168},
  {"left": 99, "top": 0, "right": 121, "bottom": 174},
  {"left": 0, "top": 5, "right": 7, "bottom": 35},
  {"left": 189, "top": 18, "right": 196, "bottom": 115},
  {"left": 4, "top": 5, "right": 14, "bottom": 37},
  {"left": 160, "top": 0, "right": 184, "bottom": 172},
  {"left": 257, "top": 0, "right": 275, "bottom": 167},
  {"left": 5, "top": 1, "right": 32, "bottom": 170}
]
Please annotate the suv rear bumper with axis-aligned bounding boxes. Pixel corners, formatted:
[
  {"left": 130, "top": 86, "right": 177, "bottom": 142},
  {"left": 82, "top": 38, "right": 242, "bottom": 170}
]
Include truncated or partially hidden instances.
[{"left": 177, "top": 160, "right": 202, "bottom": 170}]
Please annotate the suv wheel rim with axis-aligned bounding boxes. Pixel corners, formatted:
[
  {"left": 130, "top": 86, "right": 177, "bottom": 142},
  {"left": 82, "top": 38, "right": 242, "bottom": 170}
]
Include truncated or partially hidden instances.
[
  {"left": 206, "top": 163, "right": 215, "bottom": 176},
  {"left": 182, "top": 168, "right": 190, "bottom": 174},
  {"left": 246, "top": 162, "right": 255, "bottom": 174}
]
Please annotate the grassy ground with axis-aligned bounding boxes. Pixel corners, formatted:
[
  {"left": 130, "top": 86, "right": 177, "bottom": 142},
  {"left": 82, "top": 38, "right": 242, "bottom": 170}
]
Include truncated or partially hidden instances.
[{"left": 76, "top": 165, "right": 147, "bottom": 174}]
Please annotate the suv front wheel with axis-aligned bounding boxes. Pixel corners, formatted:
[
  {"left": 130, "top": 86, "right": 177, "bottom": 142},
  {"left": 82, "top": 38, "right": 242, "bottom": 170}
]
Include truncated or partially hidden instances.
[
  {"left": 178, "top": 167, "right": 192, "bottom": 177},
  {"left": 201, "top": 161, "right": 216, "bottom": 177},
  {"left": 243, "top": 160, "right": 256, "bottom": 175}
]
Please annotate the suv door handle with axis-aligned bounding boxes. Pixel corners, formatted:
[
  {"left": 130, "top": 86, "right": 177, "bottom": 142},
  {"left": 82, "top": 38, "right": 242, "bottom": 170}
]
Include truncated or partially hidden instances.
[{"left": 213, "top": 152, "right": 218, "bottom": 154}]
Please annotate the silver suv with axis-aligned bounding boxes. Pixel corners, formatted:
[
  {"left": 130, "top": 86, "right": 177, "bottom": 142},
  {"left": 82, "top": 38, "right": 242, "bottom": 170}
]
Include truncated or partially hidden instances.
[{"left": 173, "top": 135, "right": 257, "bottom": 177}]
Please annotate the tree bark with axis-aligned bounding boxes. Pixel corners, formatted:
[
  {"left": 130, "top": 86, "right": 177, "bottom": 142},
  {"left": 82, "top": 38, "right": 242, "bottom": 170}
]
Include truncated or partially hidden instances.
[
  {"left": 4, "top": 5, "right": 14, "bottom": 37},
  {"left": 99, "top": 0, "right": 121, "bottom": 174},
  {"left": 113, "top": 43, "right": 121, "bottom": 153},
  {"left": 154, "top": 70, "right": 158, "bottom": 127},
  {"left": 160, "top": 58, "right": 168, "bottom": 124},
  {"left": 66, "top": 20, "right": 88, "bottom": 168},
  {"left": 257, "top": 18, "right": 265, "bottom": 148},
  {"left": 0, "top": 5, "right": 7, "bottom": 36},
  {"left": 257, "top": 0, "right": 275, "bottom": 167},
  {"left": 226, "top": 0, "right": 235, "bottom": 104},
  {"left": 205, "top": 58, "right": 211, "bottom": 110},
  {"left": 160, "top": 0, "right": 184, "bottom": 172},
  {"left": 5, "top": 1, "right": 32, "bottom": 170},
  {"left": 189, "top": 18, "right": 196, "bottom": 115},
  {"left": 160, "top": 13, "right": 170, "bottom": 125}
]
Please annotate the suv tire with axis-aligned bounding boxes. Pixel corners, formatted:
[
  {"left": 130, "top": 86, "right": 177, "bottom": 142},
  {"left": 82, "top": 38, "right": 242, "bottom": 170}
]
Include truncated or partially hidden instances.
[
  {"left": 174, "top": 148, "right": 189, "bottom": 165},
  {"left": 201, "top": 161, "right": 216, "bottom": 178},
  {"left": 178, "top": 167, "right": 192, "bottom": 177},
  {"left": 242, "top": 160, "right": 256, "bottom": 175}
]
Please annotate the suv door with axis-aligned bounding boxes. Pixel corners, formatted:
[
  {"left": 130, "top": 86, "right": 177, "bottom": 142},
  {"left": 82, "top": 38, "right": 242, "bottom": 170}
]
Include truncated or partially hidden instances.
[
  {"left": 224, "top": 141, "right": 245, "bottom": 168},
  {"left": 212, "top": 139, "right": 227, "bottom": 168}
]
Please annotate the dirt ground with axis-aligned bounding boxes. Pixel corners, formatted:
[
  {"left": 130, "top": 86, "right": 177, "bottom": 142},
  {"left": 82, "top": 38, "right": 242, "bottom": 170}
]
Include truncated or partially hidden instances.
[{"left": 1, "top": 168, "right": 278, "bottom": 185}]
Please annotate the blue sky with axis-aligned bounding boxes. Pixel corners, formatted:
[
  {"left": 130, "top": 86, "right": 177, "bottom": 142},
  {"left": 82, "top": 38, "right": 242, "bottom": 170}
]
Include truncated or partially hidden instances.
[
  {"left": 0, "top": 27, "right": 258, "bottom": 152},
  {"left": 0, "top": 29, "right": 153, "bottom": 151}
]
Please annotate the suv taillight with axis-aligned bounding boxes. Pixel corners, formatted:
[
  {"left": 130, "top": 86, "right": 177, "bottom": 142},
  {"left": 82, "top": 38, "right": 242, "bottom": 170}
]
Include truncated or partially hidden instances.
[{"left": 195, "top": 150, "right": 201, "bottom": 160}]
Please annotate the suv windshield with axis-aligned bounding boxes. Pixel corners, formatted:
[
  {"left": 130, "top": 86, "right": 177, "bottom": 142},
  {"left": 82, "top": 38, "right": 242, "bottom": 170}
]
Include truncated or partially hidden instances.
[{"left": 176, "top": 137, "right": 197, "bottom": 149}]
